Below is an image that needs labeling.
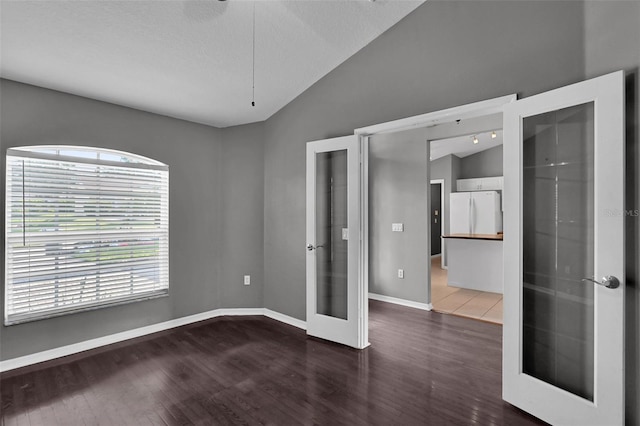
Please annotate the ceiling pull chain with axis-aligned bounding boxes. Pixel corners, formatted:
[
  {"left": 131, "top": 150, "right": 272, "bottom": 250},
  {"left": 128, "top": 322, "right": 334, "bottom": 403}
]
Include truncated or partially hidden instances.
[{"left": 251, "top": 1, "right": 256, "bottom": 107}]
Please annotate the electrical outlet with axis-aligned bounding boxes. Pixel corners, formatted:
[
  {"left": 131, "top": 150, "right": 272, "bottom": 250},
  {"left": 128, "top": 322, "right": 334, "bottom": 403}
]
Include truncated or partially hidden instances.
[
  {"left": 244, "top": 275, "right": 251, "bottom": 286},
  {"left": 398, "top": 269, "right": 404, "bottom": 279}
]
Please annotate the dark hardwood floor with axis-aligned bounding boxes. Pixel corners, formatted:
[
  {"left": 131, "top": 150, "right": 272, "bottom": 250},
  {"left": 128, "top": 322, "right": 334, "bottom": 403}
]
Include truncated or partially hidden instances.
[{"left": 1, "top": 300, "right": 546, "bottom": 425}]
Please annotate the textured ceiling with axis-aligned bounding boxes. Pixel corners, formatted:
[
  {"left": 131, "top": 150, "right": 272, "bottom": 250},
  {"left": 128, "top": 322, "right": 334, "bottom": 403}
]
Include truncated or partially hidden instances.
[{"left": 1, "top": 0, "right": 423, "bottom": 128}]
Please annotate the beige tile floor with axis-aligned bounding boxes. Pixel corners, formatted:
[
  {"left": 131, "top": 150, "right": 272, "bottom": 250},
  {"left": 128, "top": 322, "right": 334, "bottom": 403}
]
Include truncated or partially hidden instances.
[{"left": 431, "top": 256, "right": 503, "bottom": 324}]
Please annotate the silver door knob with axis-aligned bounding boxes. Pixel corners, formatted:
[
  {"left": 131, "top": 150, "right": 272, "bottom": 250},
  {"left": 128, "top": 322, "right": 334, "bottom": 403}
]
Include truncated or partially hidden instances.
[
  {"left": 307, "top": 244, "right": 315, "bottom": 251},
  {"left": 581, "top": 275, "right": 620, "bottom": 289}
]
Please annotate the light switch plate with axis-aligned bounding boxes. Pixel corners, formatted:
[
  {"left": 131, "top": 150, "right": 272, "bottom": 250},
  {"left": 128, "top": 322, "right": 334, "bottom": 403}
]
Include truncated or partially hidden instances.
[
  {"left": 244, "top": 275, "right": 250, "bottom": 285},
  {"left": 398, "top": 269, "right": 404, "bottom": 279},
  {"left": 392, "top": 223, "right": 404, "bottom": 232},
  {"left": 342, "top": 228, "right": 349, "bottom": 240}
]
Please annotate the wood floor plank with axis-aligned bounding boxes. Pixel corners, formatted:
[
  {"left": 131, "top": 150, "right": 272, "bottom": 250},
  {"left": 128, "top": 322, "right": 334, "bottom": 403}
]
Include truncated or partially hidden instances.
[{"left": 1, "top": 301, "right": 545, "bottom": 425}]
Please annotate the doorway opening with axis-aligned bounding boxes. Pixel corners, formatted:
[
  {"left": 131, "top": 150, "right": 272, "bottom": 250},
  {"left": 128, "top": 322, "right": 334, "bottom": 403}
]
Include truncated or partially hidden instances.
[
  {"left": 429, "top": 179, "right": 444, "bottom": 263},
  {"left": 428, "top": 129, "right": 504, "bottom": 324},
  {"left": 360, "top": 95, "right": 514, "bottom": 325}
]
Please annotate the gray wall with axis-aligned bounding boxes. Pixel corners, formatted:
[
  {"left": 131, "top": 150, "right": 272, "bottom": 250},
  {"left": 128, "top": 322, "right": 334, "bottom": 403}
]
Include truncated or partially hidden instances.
[
  {"left": 583, "top": 2, "right": 640, "bottom": 423},
  {"left": 369, "top": 128, "right": 429, "bottom": 303},
  {"left": 219, "top": 122, "right": 265, "bottom": 309},
  {"left": 0, "top": 79, "right": 265, "bottom": 360},
  {"left": 451, "top": 155, "right": 462, "bottom": 196},
  {"left": 263, "top": 0, "right": 586, "bottom": 320},
  {"left": 459, "top": 145, "right": 503, "bottom": 179}
]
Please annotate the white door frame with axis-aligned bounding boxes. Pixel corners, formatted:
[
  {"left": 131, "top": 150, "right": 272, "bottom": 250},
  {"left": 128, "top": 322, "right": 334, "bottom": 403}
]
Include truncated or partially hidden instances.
[
  {"left": 355, "top": 94, "right": 516, "bottom": 308},
  {"left": 429, "top": 179, "right": 446, "bottom": 268}
]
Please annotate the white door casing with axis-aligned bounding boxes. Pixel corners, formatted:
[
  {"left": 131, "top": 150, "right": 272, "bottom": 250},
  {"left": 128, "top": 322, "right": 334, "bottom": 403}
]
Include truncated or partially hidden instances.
[{"left": 503, "top": 71, "right": 625, "bottom": 425}]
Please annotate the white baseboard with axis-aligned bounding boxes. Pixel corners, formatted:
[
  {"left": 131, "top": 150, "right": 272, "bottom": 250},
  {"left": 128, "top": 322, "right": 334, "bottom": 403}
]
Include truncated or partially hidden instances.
[
  {"left": 216, "top": 308, "right": 265, "bottom": 317},
  {"left": 0, "top": 307, "right": 306, "bottom": 373},
  {"left": 264, "top": 309, "right": 307, "bottom": 330},
  {"left": 368, "top": 293, "right": 433, "bottom": 311}
]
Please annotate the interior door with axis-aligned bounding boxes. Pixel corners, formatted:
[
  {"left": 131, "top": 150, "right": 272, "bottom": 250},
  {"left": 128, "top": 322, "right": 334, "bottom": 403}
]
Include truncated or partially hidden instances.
[
  {"left": 430, "top": 183, "right": 442, "bottom": 255},
  {"left": 503, "top": 71, "right": 625, "bottom": 425},
  {"left": 306, "top": 135, "right": 367, "bottom": 349}
]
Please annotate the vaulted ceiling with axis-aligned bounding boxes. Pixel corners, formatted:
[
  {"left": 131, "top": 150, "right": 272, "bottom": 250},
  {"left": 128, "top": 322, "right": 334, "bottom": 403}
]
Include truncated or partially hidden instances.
[{"left": 1, "top": 1, "right": 423, "bottom": 128}]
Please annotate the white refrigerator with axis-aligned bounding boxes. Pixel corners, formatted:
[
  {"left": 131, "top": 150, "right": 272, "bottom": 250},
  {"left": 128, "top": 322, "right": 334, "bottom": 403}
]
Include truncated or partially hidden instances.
[{"left": 450, "top": 191, "right": 502, "bottom": 234}]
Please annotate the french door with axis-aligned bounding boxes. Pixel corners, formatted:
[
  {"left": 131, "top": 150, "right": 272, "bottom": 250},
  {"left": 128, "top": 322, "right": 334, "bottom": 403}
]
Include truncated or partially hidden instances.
[
  {"left": 305, "top": 135, "right": 367, "bottom": 349},
  {"left": 503, "top": 71, "right": 625, "bottom": 424}
]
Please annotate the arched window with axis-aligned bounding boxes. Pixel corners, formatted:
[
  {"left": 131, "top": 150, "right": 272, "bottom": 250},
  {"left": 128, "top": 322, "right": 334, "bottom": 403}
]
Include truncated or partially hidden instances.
[{"left": 5, "top": 146, "right": 169, "bottom": 324}]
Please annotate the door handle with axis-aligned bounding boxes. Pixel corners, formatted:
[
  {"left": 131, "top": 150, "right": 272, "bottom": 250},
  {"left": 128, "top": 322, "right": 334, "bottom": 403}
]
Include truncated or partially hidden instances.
[
  {"left": 581, "top": 275, "right": 620, "bottom": 289},
  {"left": 306, "top": 244, "right": 324, "bottom": 251}
]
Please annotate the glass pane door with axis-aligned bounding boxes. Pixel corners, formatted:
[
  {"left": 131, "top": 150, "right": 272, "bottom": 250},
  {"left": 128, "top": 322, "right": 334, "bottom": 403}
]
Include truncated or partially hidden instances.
[
  {"left": 502, "top": 71, "right": 624, "bottom": 425},
  {"left": 315, "top": 150, "right": 348, "bottom": 319},
  {"left": 306, "top": 134, "right": 366, "bottom": 349},
  {"left": 522, "top": 102, "right": 595, "bottom": 400}
]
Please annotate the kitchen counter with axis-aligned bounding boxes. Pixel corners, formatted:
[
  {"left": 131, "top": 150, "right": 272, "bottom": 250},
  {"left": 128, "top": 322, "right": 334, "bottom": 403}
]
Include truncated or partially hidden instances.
[
  {"left": 444, "top": 235, "right": 503, "bottom": 294},
  {"left": 443, "top": 233, "right": 503, "bottom": 241}
]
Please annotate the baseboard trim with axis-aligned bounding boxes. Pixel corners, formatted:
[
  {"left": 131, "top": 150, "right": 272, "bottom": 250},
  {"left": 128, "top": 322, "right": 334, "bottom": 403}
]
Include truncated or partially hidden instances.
[
  {"left": 0, "top": 308, "right": 306, "bottom": 373},
  {"left": 216, "top": 308, "right": 266, "bottom": 317},
  {"left": 264, "top": 309, "right": 307, "bottom": 330},
  {"left": 368, "top": 293, "right": 433, "bottom": 311}
]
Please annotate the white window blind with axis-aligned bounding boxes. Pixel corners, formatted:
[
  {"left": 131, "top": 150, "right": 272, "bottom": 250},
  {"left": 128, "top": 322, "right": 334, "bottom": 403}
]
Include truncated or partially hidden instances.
[{"left": 5, "top": 146, "right": 169, "bottom": 325}]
